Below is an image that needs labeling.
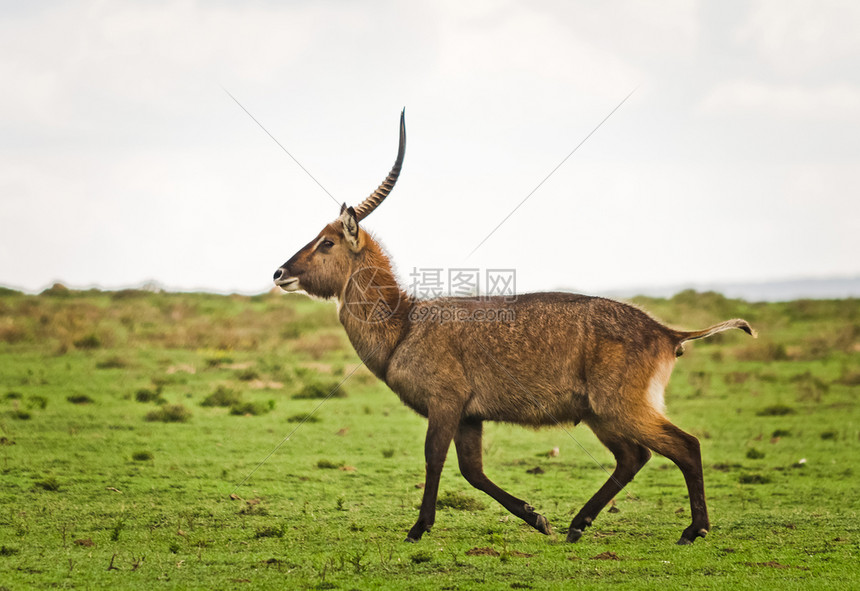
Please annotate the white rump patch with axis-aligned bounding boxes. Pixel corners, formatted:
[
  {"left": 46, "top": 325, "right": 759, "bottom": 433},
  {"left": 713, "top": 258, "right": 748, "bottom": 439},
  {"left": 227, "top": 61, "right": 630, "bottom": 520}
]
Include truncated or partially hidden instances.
[{"left": 646, "top": 360, "right": 673, "bottom": 415}]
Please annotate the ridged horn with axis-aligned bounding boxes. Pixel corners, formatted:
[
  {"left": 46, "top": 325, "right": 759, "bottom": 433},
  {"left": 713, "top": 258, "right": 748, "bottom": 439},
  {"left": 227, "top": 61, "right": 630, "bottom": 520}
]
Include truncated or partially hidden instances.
[{"left": 353, "top": 109, "right": 406, "bottom": 222}]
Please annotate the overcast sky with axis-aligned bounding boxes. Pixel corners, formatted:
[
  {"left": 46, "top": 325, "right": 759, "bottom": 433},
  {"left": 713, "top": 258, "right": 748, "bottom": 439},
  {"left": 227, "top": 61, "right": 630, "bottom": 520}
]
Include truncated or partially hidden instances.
[{"left": 2, "top": 0, "right": 858, "bottom": 296}]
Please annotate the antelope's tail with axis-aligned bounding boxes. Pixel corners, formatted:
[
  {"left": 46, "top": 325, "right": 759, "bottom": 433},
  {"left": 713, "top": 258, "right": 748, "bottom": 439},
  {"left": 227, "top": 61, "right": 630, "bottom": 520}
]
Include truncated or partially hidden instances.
[{"left": 678, "top": 319, "right": 757, "bottom": 343}]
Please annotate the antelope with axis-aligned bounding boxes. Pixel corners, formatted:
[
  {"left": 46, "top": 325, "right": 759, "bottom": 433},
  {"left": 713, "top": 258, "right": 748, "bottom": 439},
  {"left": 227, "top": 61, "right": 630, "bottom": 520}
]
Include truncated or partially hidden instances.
[{"left": 273, "top": 111, "right": 755, "bottom": 545}]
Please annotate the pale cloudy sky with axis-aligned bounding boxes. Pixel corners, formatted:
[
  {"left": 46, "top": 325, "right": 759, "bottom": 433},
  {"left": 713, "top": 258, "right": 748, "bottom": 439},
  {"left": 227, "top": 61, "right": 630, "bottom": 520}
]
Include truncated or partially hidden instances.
[{"left": 1, "top": 0, "right": 858, "bottom": 295}]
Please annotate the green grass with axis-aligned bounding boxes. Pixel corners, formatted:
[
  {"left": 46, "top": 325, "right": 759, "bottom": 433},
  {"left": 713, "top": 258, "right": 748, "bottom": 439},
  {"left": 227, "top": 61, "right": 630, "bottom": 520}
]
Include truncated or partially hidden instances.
[{"left": 0, "top": 287, "right": 857, "bottom": 589}]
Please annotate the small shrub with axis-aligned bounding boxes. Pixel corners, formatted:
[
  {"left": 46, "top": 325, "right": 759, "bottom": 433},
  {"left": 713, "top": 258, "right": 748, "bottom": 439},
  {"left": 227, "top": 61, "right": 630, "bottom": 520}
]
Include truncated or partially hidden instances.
[
  {"left": 34, "top": 477, "right": 61, "bottom": 491},
  {"left": 8, "top": 410, "right": 31, "bottom": 420},
  {"left": 67, "top": 394, "right": 94, "bottom": 405},
  {"left": 26, "top": 396, "right": 48, "bottom": 410},
  {"left": 756, "top": 404, "right": 796, "bottom": 417},
  {"left": 237, "top": 368, "right": 260, "bottom": 381},
  {"left": 436, "top": 490, "right": 486, "bottom": 511},
  {"left": 201, "top": 386, "right": 242, "bottom": 408},
  {"left": 772, "top": 429, "right": 791, "bottom": 438},
  {"left": 746, "top": 448, "right": 765, "bottom": 459},
  {"left": 4, "top": 391, "right": 22, "bottom": 400},
  {"left": 739, "top": 473, "right": 771, "bottom": 485},
  {"left": 96, "top": 356, "right": 129, "bottom": 369},
  {"left": 835, "top": 371, "right": 860, "bottom": 386},
  {"left": 73, "top": 334, "right": 102, "bottom": 350},
  {"left": 316, "top": 459, "right": 344, "bottom": 469},
  {"left": 132, "top": 451, "right": 154, "bottom": 461},
  {"left": 135, "top": 388, "right": 162, "bottom": 403},
  {"left": 254, "top": 524, "right": 285, "bottom": 539},
  {"left": 110, "top": 519, "right": 125, "bottom": 542},
  {"left": 382, "top": 449, "right": 395, "bottom": 458},
  {"left": 410, "top": 550, "right": 433, "bottom": 564},
  {"left": 229, "top": 401, "right": 274, "bottom": 416},
  {"left": 0, "top": 546, "right": 20, "bottom": 556},
  {"left": 145, "top": 404, "right": 191, "bottom": 423},
  {"left": 238, "top": 499, "right": 268, "bottom": 516},
  {"left": 288, "top": 413, "right": 320, "bottom": 424},
  {"left": 820, "top": 430, "right": 838, "bottom": 440},
  {"left": 293, "top": 381, "right": 347, "bottom": 400},
  {"left": 724, "top": 372, "right": 751, "bottom": 385}
]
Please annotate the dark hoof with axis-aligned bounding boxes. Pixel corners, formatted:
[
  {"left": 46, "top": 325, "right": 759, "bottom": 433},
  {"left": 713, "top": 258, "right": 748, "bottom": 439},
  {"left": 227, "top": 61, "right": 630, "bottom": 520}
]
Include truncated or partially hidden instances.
[
  {"left": 677, "top": 528, "right": 708, "bottom": 545},
  {"left": 406, "top": 523, "right": 430, "bottom": 542},
  {"left": 566, "top": 527, "right": 583, "bottom": 543},
  {"left": 534, "top": 514, "right": 553, "bottom": 536},
  {"left": 404, "top": 536, "right": 419, "bottom": 543}
]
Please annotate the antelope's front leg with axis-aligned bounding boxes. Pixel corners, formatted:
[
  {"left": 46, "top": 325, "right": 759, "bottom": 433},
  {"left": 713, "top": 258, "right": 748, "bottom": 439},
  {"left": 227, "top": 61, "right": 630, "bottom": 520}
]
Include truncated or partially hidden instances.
[{"left": 405, "top": 405, "right": 459, "bottom": 542}]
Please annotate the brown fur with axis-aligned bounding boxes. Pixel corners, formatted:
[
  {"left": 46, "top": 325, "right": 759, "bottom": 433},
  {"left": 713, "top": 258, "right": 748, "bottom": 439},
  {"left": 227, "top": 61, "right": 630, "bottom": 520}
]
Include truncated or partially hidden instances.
[{"left": 273, "top": 116, "right": 755, "bottom": 546}]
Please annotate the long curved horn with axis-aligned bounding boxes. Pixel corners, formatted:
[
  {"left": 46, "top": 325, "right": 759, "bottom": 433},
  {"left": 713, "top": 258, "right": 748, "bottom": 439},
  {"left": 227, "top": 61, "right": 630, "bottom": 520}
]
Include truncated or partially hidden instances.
[{"left": 353, "top": 109, "right": 406, "bottom": 222}]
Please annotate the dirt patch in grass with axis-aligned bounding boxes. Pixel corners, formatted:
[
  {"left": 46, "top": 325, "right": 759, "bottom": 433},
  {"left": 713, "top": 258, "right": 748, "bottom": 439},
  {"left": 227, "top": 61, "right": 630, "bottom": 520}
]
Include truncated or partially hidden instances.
[{"left": 466, "top": 547, "right": 500, "bottom": 557}]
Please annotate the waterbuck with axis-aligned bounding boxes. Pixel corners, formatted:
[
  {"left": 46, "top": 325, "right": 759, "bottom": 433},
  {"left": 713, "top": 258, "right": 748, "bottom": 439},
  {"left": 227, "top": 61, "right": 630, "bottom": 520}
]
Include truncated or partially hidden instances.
[{"left": 273, "top": 111, "right": 755, "bottom": 545}]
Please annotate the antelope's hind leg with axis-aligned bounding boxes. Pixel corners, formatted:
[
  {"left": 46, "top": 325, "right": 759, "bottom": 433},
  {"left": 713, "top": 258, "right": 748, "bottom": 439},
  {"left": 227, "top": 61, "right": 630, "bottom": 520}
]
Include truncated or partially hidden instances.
[
  {"left": 455, "top": 419, "right": 552, "bottom": 535},
  {"left": 567, "top": 429, "right": 651, "bottom": 542},
  {"left": 636, "top": 420, "right": 710, "bottom": 545}
]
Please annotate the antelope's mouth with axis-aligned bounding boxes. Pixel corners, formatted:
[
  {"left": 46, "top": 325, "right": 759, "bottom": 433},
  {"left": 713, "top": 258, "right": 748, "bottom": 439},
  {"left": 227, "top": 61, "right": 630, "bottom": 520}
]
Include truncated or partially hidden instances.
[{"left": 275, "top": 277, "right": 300, "bottom": 292}]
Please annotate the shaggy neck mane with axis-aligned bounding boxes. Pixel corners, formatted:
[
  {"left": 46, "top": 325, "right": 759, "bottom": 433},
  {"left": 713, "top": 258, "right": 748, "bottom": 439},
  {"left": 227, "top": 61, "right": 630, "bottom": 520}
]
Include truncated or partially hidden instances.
[{"left": 337, "top": 232, "right": 412, "bottom": 380}]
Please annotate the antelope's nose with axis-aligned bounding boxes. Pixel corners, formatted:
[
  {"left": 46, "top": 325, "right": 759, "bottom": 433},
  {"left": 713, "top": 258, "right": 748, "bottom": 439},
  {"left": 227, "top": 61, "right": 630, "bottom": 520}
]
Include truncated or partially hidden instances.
[{"left": 273, "top": 267, "right": 285, "bottom": 281}]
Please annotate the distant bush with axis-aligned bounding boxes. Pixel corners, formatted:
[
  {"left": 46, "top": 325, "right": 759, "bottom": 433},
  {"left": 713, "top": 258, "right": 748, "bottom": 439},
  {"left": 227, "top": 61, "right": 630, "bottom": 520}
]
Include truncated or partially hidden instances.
[
  {"left": 287, "top": 413, "right": 320, "bottom": 424},
  {"left": 746, "top": 448, "right": 765, "bottom": 459},
  {"left": 97, "top": 356, "right": 129, "bottom": 369},
  {"left": 737, "top": 342, "right": 788, "bottom": 362},
  {"left": 236, "top": 368, "right": 259, "bottom": 381},
  {"left": 132, "top": 451, "right": 154, "bottom": 461},
  {"left": 316, "top": 459, "right": 344, "bottom": 469},
  {"left": 0, "top": 321, "right": 26, "bottom": 344},
  {"left": 73, "top": 334, "right": 102, "bottom": 350},
  {"left": 293, "top": 381, "right": 347, "bottom": 400},
  {"left": 26, "top": 396, "right": 48, "bottom": 410},
  {"left": 756, "top": 404, "right": 796, "bottom": 417},
  {"left": 41, "top": 283, "right": 71, "bottom": 298},
  {"left": 67, "top": 394, "right": 94, "bottom": 405},
  {"left": 739, "top": 474, "right": 771, "bottom": 485},
  {"left": 201, "top": 386, "right": 242, "bottom": 408},
  {"left": 135, "top": 388, "right": 164, "bottom": 403},
  {"left": 254, "top": 525, "right": 285, "bottom": 539},
  {"left": 145, "top": 404, "right": 191, "bottom": 423},
  {"left": 229, "top": 400, "right": 274, "bottom": 416},
  {"left": 835, "top": 371, "right": 860, "bottom": 386}
]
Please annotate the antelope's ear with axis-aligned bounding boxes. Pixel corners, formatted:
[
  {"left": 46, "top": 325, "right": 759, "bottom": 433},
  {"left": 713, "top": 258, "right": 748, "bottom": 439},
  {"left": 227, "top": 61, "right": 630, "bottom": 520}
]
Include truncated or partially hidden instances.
[{"left": 339, "top": 205, "right": 360, "bottom": 252}]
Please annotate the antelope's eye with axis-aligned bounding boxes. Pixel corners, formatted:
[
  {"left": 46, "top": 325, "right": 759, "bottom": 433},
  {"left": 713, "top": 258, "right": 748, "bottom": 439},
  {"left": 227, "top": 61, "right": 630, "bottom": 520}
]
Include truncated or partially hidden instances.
[{"left": 321, "top": 239, "right": 335, "bottom": 249}]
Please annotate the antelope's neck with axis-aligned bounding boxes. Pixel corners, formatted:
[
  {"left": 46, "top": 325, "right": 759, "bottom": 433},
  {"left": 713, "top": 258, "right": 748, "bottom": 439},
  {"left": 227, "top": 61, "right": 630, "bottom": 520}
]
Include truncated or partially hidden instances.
[{"left": 337, "top": 256, "right": 412, "bottom": 380}]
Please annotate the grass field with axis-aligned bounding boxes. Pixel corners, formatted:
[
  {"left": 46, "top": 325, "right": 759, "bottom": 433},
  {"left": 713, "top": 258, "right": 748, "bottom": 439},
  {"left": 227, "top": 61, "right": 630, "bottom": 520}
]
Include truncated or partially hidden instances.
[{"left": 0, "top": 286, "right": 857, "bottom": 590}]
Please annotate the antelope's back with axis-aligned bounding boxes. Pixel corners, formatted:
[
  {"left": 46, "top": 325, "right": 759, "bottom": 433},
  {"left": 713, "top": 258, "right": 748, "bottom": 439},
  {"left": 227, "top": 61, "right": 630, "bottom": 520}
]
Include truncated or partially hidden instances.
[{"left": 386, "top": 293, "right": 677, "bottom": 424}]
